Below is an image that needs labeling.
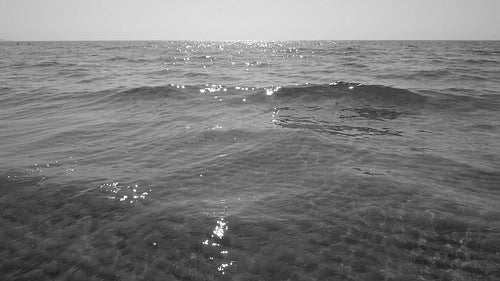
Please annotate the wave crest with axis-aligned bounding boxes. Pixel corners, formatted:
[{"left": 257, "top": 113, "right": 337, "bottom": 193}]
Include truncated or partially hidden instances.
[
  {"left": 271, "top": 82, "right": 427, "bottom": 106},
  {"left": 105, "top": 84, "right": 196, "bottom": 102},
  {"left": 100, "top": 82, "right": 428, "bottom": 108}
]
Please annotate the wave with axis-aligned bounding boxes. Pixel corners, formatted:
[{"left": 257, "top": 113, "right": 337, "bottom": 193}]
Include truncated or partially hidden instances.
[
  {"left": 150, "top": 68, "right": 172, "bottom": 75},
  {"left": 275, "top": 116, "right": 403, "bottom": 137},
  {"left": 376, "top": 69, "right": 453, "bottom": 81},
  {"left": 100, "top": 46, "right": 123, "bottom": 51},
  {"left": 463, "top": 59, "right": 499, "bottom": 65},
  {"left": 339, "top": 107, "right": 405, "bottom": 121},
  {"left": 341, "top": 62, "right": 369, "bottom": 68},
  {"left": 8, "top": 60, "right": 29, "bottom": 68},
  {"left": 107, "top": 56, "right": 128, "bottom": 61},
  {"left": 457, "top": 73, "right": 491, "bottom": 81},
  {"left": 268, "top": 82, "right": 428, "bottom": 106},
  {"left": 105, "top": 85, "right": 196, "bottom": 102},
  {"left": 87, "top": 82, "right": 497, "bottom": 114},
  {"left": 426, "top": 91, "right": 500, "bottom": 111},
  {"left": 33, "top": 61, "right": 77, "bottom": 67},
  {"left": 181, "top": 71, "right": 210, "bottom": 78},
  {"left": 106, "top": 56, "right": 151, "bottom": 63},
  {"left": 471, "top": 49, "right": 499, "bottom": 56},
  {"left": 34, "top": 60, "right": 60, "bottom": 67}
]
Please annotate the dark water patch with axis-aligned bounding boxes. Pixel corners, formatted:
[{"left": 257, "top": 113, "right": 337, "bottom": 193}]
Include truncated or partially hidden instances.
[
  {"left": 273, "top": 83, "right": 428, "bottom": 106},
  {"left": 7, "top": 60, "right": 29, "bottom": 68},
  {"left": 107, "top": 56, "right": 151, "bottom": 63},
  {"left": 104, "top": 85, "right": 198, "bottom": 102},
  {"left": 107, "top": 56, "right": 128, "bottom": 61},
  {"left": 352, "top": 167, "right": 385, "bottom": 176},
  {"left": 468, "top": 124, "right": 500, "bottom": 131},
  {"left": 64, "top": 72, "right": 87, "bottom": 78},
  {"left": 340, "top": 107, "right": 405, "bottom": 121},
  {"left": 275, "top": 115, "right": 403, "bottom": 137},
  {"left": 33, "top": 61, "right": 77, "bottom": 68},
  {"left": 342, "top": 62, "right": 369, "bottom": 68},
  {"left": 284, "top": 82, "right": 426, "bottom": 105},
  {"left": 408, "top": 147, "right": 430, "bottom": 152},
  {"left": 129, "top": 58, "right": 152, "bottom": 63},
  {"left": 441, "top": 87, "right": 482, "bottom": 95},
  {"left": 427, "top": 91, "right": 500, "bottom": 111},
  {"left": 34, "top": 61, "right": 60, "bottom": 67},
  {"left": 100, "top": 46, "right": 124, "bottom": 51},
  {"left": 428, "top": 58, "right": 447, "bottom": 64},
  {"left": 249, "top": 82, "right": 414, "bottom": 104},
  {"left": 464, "top": 58, "right": 499, "bottom": 65},
  {"left": 181, "top": 71, "right": 210, "bottom": 78}
]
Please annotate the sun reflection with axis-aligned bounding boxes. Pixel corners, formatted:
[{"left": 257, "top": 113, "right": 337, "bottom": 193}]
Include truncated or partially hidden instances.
[
  {"left": 99, "top": 182, "right": 151, "bottom": 204},
  {"left": 271, "top": 107, "right": 280, "bottom": 125},
  {"left": 201, "top": 217, "right": 235, "bottom": 275},
  {"left": 200, "top": 84, "right": 224, "bottom": 93},
  {"left": 213, "top": 219, "right": 227, "bottom": 239},
  {"left": 218, "top": 261, "right": 235, "bottom": 274},
  {"left": 265, "top": 86, "right": 281, "bottom": 96}
]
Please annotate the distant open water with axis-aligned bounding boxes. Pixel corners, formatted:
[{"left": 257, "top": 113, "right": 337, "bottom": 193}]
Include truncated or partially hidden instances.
[{"left": 1, "top": 41, "right": 499, "bottom": 281}]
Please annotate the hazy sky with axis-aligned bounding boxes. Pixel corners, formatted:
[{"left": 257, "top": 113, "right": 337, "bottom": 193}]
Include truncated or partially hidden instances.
[{"left": 1, "top": 0, "right": 499, "bottom": 40}]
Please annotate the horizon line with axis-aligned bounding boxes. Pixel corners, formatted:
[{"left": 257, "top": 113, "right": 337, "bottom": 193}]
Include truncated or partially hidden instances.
[{"left": 2, "top": 39, "right": 500, "bottom": 42}]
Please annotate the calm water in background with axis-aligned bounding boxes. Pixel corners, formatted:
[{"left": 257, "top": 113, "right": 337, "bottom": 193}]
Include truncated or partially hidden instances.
[{"left": 0, "top": 41, "right": 499, "bottom": 281}]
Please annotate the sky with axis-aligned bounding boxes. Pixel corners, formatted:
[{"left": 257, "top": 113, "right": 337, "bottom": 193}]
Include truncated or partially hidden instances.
[{"left": 0, "top": 0, "right": 499, "bottom": 41}]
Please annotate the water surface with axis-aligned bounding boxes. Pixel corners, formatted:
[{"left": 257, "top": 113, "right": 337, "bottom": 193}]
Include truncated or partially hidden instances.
[{"left": 1, "top": 41, "right": 499, "bottom": 281}]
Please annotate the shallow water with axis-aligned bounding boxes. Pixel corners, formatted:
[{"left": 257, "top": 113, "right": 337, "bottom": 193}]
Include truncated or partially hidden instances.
[{"left": 1, "top": 41, "right": 500, "bottom": 280}]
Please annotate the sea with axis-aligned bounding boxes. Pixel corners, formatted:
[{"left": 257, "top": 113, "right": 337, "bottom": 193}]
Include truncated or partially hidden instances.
[{"left": 0, "top": 41, "right": 499, "bottom": 281}]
